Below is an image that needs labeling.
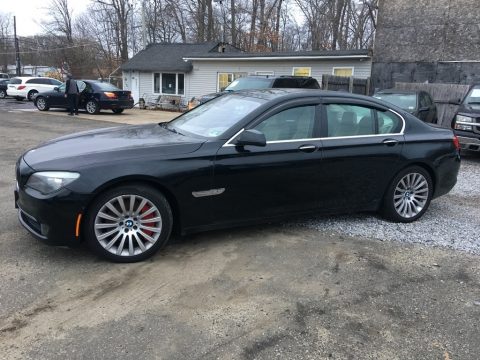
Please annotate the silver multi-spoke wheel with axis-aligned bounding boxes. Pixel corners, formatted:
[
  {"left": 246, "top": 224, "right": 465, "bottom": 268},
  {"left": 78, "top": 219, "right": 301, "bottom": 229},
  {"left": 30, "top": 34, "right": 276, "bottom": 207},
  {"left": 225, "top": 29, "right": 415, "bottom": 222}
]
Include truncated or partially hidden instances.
[
  {"left": 94, "top": 194, "right": 163, "bottom": 257},
  {"left": 393, "top": 172, "right": 429, "bottom": 218},
  {"left": 36, "top": 97, "right": 47, "bottom": 110},
  {"left": 86, "top": 100, "right": 98, "bottom": 114}
]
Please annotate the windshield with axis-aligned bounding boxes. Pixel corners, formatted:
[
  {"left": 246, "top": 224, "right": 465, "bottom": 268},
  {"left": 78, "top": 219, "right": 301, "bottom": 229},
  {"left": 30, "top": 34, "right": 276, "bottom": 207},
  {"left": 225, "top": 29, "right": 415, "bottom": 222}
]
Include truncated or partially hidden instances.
[
  {"left": 169, "top": 95, "right": 266, "bottom": 138},
  {"left": 374, "top": 93, "right": 417, "bottom": 111},
  {"left": 464, "top": 86, "right": 480, "bottom": 106},
  {"left": 225, "top": 78, "right": 273, "bottom": 91}
]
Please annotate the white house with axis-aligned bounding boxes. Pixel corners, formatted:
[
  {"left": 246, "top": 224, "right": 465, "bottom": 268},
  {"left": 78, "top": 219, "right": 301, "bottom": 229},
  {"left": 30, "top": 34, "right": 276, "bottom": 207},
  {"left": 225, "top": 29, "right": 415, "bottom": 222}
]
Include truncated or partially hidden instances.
[{"left": 121, "top": 42, "right": 372, "bottom": 104}]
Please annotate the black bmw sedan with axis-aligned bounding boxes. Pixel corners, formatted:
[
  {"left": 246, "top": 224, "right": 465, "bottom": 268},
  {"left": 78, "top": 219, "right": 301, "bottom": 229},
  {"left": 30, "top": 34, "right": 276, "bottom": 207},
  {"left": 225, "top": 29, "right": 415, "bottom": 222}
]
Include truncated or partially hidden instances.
[
  {"left": 34, "top": 80, "right": 134, "bottom": 114},
  {"left": 15, "top": 89, "right": 461, "bottom": 262}
]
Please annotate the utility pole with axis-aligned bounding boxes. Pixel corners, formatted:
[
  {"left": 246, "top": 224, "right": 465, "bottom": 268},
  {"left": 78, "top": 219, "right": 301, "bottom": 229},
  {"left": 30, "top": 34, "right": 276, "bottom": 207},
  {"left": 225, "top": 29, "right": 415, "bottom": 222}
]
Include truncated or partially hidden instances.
[
  {"left": 141, "top": 0, "right": 147, "bottom": 49},
  {"left": 13, "top": 16, "right": 21, "bottom": 76}
]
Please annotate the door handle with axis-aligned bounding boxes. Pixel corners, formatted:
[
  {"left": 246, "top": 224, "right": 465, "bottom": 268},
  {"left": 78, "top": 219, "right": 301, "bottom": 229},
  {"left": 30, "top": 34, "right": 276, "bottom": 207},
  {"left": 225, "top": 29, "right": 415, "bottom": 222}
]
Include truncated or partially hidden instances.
[
  {"left": 298, "top": 145, "right": 317, "bottom": 153},
  {"left": 382, "top": 139, "right": 399, "bottom": 146}
]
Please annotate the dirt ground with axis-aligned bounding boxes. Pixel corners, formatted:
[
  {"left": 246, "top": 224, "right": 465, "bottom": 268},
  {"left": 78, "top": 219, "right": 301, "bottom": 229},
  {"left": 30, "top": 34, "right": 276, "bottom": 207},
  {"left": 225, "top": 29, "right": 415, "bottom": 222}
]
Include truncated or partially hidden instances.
[{"left": 0, "top": 106, "right": 479, "bottom": 360}]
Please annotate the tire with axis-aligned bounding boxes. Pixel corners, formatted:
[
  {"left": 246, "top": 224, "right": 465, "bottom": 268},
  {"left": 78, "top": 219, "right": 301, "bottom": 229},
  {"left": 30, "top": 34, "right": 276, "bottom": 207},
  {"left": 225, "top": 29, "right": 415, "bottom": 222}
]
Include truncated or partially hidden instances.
[
  {"left": 35, "top": 96, "right": 49, "bottom": 111},
  {"left": 382, "top": 166, "right": 433, "bottom": 223},
  {"left": 85, "top": 100, "right": 100, "bottom": 114},
  {"left": 27, "top": 90, "right": 38, "bottom": 101},
  {"left": 85, "top": 184, "right": 173, "bottom": 262},
  {"left": 0, "top": 89, "right": 6, "bottom": 99},
  {"left": 112, "top": 109, "right": 124, "bottom": 114},
  {"left": 15, "top": 96, "right": 24, "bottom": 101}
]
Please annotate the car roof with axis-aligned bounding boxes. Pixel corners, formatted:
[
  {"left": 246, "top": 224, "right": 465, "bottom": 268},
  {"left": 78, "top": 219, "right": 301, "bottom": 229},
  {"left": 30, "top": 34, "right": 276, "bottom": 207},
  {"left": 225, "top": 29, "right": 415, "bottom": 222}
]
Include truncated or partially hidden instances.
[
  {"left": 375, "top": 89, "right": 421, "bottom": 95},
  {"left": 233, "top": 88, "right": 393, "bottom": 106}
]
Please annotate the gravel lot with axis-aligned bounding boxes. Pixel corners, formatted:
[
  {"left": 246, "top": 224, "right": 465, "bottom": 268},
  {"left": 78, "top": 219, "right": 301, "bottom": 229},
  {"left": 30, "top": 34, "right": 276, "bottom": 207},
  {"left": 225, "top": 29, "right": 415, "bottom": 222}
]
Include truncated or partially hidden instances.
[
  {"left": 294, "top": 155, "right": 480, "bottom": 255},
  {"left": 0, "top": 107, "right": 479, "bottom": 360}
]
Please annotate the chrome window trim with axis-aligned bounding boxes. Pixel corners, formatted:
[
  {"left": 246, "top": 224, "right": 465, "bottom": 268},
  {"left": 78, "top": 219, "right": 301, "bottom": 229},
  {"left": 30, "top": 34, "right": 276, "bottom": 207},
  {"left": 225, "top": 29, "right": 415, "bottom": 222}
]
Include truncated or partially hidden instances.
[{"left": 221, "top": 108, "right": 405, "bottom": 147}]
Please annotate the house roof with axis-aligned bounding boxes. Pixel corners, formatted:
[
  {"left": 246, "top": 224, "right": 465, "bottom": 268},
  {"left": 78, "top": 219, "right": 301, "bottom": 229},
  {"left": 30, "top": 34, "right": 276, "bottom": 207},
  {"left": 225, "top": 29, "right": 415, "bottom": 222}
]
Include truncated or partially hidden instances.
[
  {"left": 183, "top": 49, "right": 371, "bottom": 61},
  {"left": 121, "top": 42, "right": 231, "bottom": 72}
]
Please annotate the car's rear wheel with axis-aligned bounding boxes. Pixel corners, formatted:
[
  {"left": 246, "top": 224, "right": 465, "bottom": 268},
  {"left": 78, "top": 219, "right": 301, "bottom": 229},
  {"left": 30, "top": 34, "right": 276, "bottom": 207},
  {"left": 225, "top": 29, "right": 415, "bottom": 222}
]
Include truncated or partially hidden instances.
[
  {"left": 28, "top": 90, "right": 38, "bottom": 101},
  {"left": 382, "top": 166, "right": 433, "bottom": 222},
  {"left": 35, "top": 96, "right": 49, "bottom": 111},
  {"left": 112, "top": 109, "right": 124, "bottom": 114},
  {"left": 86, "top": 184, "right": 173, "bottom": 262},
  {"left": 15, "top": 96, "right": 23, "bottom": 101},
  {"left": 85, "top": 100, "right": 100, "bottom": 114},
  {"left": 0, "top": 89, "right": 6, "bottom": 99}
]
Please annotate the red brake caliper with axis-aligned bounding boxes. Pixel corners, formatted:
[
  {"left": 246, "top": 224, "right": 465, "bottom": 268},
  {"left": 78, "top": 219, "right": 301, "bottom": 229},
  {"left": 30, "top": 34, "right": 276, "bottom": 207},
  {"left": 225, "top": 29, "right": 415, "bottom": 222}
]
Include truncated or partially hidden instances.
[{"left": 141, "top": 205, "right": 155, "bottom": 236}]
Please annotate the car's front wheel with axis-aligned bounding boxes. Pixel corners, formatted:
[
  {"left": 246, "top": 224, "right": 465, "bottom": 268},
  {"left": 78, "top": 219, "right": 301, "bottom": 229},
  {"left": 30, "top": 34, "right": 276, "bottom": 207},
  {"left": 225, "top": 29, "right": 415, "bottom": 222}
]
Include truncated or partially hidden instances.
[
  {"left": 85, "top": 184, "right": 173, "bottom": 262},
  {"left": 28, "top": 90, "right": 38, "bottom": 101},
  {"left": 85, "top": 100, "right": 100, "bottom": 114},
  {"left": 35, "top": 96, "right": 49, "bottom": 111},
  {"left": 0, "top": 89, "right": 6, "bottom": 99},
  {"left": 382, "top": 166, "right": 433, "bottom": 222}
]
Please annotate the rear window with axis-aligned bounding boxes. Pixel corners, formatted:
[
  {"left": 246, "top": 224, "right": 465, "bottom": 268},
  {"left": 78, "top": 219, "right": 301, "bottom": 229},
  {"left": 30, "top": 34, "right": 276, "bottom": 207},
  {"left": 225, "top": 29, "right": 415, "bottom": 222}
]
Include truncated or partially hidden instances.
[
  {"left": 374, "top": 93, "right": 417, "bottom": 111},
  {"left": 225, "top": 78, "right": 273, "bottom": 91},
  {"left": 93, "top": 82, "right": 121, "bottom": 91},
  {"left": 9, "top": 78, "right": 22, "bottom": 84}
]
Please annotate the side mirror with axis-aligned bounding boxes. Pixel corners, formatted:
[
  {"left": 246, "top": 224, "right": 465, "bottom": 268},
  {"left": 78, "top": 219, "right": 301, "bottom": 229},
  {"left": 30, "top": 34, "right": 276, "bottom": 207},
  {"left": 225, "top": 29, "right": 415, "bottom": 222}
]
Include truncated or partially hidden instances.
[
  {"left": 234, "top": 129, "right": 266, "bottom": 147},
  {"left": 418, "top": 106, "right": 429, "bottom": 113},
  {"left": 54, "top": 87, "right": 59, "bottom": 92}
]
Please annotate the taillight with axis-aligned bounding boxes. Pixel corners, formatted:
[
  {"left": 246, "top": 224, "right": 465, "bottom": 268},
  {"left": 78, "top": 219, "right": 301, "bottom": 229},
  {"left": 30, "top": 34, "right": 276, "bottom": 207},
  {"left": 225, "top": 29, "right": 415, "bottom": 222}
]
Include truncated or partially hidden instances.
[
  {"left": 104, "top": 92, "right": 118, "bottom": 99},
  {"left": 17, "top": 85, "right": 26, "bottom": 90},
  {"left": 453, "top": 135, "right": 461, "bottom": 151}
]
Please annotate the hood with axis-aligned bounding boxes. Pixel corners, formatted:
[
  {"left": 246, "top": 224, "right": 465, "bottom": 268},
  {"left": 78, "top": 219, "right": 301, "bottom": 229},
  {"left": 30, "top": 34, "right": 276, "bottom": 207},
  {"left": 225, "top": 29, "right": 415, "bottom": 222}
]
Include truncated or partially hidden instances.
[
  {"left": 23, "top": 123, "right": 204, "bottom": 170},
  {"left": 458, "top": 103, "right": 480, "bottom": 116}
]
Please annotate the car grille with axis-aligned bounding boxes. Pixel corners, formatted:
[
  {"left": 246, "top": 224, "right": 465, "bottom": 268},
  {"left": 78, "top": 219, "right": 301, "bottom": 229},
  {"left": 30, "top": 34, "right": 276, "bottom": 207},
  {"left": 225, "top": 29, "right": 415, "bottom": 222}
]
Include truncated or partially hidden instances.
[{"left": 474, "top": 117, "right": 480, "bottom": 135}]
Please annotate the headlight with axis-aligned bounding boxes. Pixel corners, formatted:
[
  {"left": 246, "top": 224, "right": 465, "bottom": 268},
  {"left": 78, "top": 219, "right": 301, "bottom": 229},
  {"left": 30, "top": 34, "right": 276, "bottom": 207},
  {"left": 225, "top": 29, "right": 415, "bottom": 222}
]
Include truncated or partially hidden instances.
[
  {"left": 454, "top": 115, "right": 474, "bottom": 131},
  {"left": 26, "top": 171, "right": 80, "bottom": 195}
]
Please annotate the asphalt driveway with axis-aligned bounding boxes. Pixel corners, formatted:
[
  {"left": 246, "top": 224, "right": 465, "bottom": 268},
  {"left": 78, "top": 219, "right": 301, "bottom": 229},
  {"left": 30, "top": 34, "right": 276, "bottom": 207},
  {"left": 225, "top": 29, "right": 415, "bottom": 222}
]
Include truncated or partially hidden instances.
[{"left": 0, "top": 108, "right": 479, "bottom": 360}]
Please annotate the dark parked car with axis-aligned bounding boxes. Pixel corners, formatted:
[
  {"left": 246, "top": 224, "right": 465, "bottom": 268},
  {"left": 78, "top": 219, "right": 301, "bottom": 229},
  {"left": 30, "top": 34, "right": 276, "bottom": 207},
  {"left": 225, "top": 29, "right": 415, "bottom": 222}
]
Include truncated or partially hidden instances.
[
  {"left": 15, "top": 89, "right": 460, "bottom": 262},
  {"left": 192, "top": 75, "right": 320, "bottom": 106},
  {"left": 34, "top": 80, "right": 134, "bottom": 114},
  {"left": 451, "top": 84, "right": 480, "bottom": 151},
  {"left": 373, "top": 89, "right": 437, "bottom": 123},
  {"left": 0, "top": 79, "right": 9, "bottom": 99}
]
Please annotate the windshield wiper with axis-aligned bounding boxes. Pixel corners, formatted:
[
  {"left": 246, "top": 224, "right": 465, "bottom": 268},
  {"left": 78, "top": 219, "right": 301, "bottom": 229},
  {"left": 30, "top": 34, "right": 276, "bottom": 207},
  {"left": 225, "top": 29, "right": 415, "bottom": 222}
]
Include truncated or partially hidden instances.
[{"left": 160, "top": 123, "right": 184, "bottom": 136}]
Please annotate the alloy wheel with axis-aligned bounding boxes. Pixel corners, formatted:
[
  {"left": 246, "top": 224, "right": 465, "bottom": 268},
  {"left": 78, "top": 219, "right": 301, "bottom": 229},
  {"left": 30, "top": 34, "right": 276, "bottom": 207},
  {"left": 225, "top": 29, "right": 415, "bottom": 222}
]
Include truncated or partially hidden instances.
[
  {"left": 86, "top": 101, "right": 98, "bottom": 114},
  {"left": 94, "top": 194, "right": 163, "bottom": 257},
  {"left": 36, "top": 97, "right": 46, "bottom": 110},
  {"left": 393, "top": 172, "right": 429, "bottom": 218}
]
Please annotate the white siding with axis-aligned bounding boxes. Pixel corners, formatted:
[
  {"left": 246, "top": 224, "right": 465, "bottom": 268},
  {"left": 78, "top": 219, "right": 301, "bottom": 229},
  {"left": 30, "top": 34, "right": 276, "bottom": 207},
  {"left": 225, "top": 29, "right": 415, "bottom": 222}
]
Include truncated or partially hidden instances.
[{"left": 187, "top": 58, "right": 372, "bottom": 99}]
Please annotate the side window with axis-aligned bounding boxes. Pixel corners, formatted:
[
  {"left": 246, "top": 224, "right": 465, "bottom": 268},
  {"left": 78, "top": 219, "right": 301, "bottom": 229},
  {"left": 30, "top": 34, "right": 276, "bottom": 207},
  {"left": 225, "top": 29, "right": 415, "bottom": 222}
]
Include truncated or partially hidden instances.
[
  {"left": 77, "top": 81, "right": 86, "bottom": 92},
  {"left": 50, "top": 79, "right": 62, "bottom": 86},
  {"left": 26, "top": 79, "right": 39, "bottom": 84},
  {"left": 326, "top": 104, "right": 375, "bottom": 137},
  {"left": 377, "top": 111, "right": 403, "bottom": 134},
  {"left": 254, "top": 105, "right": 316, "bottom": 141},
  {"left": 419, "top": 93, "right": 428, "bottom": 108}
]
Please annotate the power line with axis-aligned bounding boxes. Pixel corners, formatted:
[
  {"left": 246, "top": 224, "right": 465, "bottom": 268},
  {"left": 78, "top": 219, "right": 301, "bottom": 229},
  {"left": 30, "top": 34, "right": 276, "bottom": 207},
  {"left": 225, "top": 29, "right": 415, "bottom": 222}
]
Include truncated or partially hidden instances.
[{"left": 0, "top": 43, "right": 96, "bottom": 55}]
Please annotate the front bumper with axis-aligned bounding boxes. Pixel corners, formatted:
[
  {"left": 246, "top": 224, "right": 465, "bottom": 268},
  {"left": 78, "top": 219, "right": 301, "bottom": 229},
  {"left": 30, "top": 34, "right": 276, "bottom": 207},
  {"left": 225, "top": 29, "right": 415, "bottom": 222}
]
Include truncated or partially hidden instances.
[
  {"left": 457, "top": 135, "right": 480, "bottom": 152},
  {"left": 15, "top": 184, "right": 87, "bottom": 247}
]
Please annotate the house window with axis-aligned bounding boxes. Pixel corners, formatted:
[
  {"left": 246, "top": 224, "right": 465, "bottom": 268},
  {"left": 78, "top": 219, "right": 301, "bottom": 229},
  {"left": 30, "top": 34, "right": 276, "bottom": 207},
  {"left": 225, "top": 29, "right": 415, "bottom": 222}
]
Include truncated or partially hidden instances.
[
  {"left": 292, "top": 67, "right": 311, "bottom": 76},
  {"left": 153, "top": 73, "right": 185, "bottom": 95},
  {"left": 217, "top": 72, "right": 247, "bottom": 91},
  {"left": 332, "top": 67, "right": 354, "bottom": 77}
]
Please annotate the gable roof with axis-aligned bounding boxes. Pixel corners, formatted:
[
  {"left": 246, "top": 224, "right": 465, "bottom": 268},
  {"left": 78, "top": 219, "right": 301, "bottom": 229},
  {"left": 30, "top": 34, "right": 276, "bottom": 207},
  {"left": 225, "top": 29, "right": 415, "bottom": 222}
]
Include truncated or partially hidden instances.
[{"left": 121, "top": 42, "right": 240, "bottom": 72}]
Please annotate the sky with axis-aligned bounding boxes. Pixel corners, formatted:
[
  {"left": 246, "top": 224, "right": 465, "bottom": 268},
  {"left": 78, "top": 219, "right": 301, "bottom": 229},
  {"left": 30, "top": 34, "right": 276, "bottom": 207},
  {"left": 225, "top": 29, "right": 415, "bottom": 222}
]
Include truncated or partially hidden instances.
[{"left": 2, "top": 0, "right": 89, "bottom": 37}]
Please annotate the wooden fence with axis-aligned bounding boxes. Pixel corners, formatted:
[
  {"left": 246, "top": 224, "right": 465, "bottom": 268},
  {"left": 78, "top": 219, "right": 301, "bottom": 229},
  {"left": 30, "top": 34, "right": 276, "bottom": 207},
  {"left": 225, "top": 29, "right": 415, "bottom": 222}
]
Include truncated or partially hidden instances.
[
  {"left": 322, "top": 75, "right": 370, "bottom": 95},
  {"left": 394, "top": 82, "right": 471, "bottom": 127}
]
